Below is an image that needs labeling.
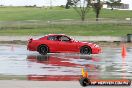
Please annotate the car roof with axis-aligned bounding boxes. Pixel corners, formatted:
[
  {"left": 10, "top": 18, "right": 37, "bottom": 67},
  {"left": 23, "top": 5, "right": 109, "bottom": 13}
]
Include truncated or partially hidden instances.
[{"left": 47, "top": 34, "right": 66, "bottom": 36}]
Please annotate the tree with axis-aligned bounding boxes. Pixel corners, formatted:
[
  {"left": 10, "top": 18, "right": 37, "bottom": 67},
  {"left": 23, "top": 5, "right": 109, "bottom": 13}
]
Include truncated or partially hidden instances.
[
  {"left": 106, "top": 0, "right": 122, "bottom": 10},
  {"left": 65, "top": 0, "right": 72, "bottom": 9},
  {"left": 68, "top": 0, "right": 91, "bottom": 21},
  {"left": 91, "top": 0, "right": 122, "bottom": 21},
  {"left": 66, "top": 0, "right": 103, "bottom": 21},
  {"left": 66, "top": 0, "right": 122, "bottom": 21},
  {"left": 91, "top": 0, "right": 103, "bottom": 21}
]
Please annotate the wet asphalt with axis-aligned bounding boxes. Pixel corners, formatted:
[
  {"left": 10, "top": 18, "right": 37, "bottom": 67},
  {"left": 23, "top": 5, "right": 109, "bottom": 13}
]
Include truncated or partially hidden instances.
[{"left": 0, "top": 44, "right": 132, "bottom": 81}]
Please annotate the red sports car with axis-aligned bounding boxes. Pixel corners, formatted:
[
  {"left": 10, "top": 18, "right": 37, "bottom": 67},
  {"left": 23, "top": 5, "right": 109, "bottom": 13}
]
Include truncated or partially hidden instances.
[{"left": 27, "top": 34, "right": 101, "bottom": 55}]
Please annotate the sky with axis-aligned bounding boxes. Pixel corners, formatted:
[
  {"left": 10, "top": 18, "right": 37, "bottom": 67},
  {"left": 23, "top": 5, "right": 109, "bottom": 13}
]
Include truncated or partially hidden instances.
[
  {"left": 0, "top": 0, "right": 131, "bottom": 9},
  {"left": 0, "top": 0, "right": 67, "bottom": 6}
]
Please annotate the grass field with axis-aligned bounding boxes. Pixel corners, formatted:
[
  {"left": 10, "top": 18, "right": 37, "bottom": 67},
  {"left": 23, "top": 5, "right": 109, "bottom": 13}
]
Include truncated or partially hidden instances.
[
  {"left": 0, "top": 22, "right": 131, "bottom": 36},
  {"left": 0, "top": 7, "right": 132, "bottom": 21},
  {"left": 0, "top": 7, "right": 132, "bottom": 36}
]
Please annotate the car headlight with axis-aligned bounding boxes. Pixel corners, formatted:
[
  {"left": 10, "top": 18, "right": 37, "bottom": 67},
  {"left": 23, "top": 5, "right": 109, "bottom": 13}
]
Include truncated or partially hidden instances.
[{"left": 94, "top": 45, "right": 99, "bottom": 47}]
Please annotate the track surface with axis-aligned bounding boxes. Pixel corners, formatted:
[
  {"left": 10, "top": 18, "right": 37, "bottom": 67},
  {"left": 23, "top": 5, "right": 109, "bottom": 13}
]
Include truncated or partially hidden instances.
[{"left": 0, "top": 44, "right": 132, "bottom": 81}]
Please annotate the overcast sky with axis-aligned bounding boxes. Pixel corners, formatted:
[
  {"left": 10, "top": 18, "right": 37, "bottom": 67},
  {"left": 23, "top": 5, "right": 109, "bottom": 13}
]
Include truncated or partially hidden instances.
[
  {"left": 0, "top": 0, "right": 131, "bottom": 7},
  {"left": 0, "top": 0, "right": 67, "bottom": 6}
]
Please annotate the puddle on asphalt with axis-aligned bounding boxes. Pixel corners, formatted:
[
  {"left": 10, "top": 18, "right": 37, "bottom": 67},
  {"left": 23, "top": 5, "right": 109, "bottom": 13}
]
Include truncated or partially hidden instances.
[{"left": 0, "top": 45, "right": 132, "bottom": 81}]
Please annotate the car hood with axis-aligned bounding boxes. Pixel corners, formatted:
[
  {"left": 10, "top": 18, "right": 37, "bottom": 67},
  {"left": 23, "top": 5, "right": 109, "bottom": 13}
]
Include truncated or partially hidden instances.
[
  {"left": 80, "top": 41, "right": 94, "bottom": 45},
  {"left": 74, "top": 40, "right": 95, "bottom": 47}
]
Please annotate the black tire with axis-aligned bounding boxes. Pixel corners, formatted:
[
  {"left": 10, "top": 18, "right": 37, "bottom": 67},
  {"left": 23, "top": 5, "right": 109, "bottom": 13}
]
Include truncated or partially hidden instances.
[
  {"left": 79, "top": 77, "right": 91, "bottom": 87},
  {"left": 37, "top": 45, "right": 49, "bottom": 55},
  {"left": 80, "top": 46, "right": 92, "bottom": 55}
]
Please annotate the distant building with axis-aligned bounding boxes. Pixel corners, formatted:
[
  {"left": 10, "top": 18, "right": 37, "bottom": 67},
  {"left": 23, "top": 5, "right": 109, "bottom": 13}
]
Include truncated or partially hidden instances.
[
  {"left": 103, "top": 0, "right": 132, "bottom": 10},
  {"left": 0, "top": 0, "right": 132, "bottom": 10}
]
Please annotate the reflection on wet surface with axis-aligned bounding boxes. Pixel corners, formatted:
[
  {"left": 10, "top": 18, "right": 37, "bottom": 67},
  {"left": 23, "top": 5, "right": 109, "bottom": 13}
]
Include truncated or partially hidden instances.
[{"left": 0, "top": 45, "right": 132, "bottom": 81}]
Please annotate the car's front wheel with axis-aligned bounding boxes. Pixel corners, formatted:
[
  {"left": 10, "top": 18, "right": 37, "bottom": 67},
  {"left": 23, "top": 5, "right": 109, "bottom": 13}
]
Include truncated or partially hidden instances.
[
  {"left": 37, "top": 45, "right": 49, "bottom": 55},
  {"left": 80, "top": 46, "right": 92, "bottom": 55}
]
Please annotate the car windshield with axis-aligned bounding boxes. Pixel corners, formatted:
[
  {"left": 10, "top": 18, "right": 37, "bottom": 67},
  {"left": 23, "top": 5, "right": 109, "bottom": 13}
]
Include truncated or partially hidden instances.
[{"left": 68, "top": 36, "right": 78, "bottom": 42}]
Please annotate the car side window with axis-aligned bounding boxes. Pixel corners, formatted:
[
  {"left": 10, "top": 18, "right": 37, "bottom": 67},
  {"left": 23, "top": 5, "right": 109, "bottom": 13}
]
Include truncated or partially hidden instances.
[
  {"left": 47, "top": 36, "right": 57, "bottom": 41},
  {"left": 60, "top": 36, "right": 70, "bottom": 42}
]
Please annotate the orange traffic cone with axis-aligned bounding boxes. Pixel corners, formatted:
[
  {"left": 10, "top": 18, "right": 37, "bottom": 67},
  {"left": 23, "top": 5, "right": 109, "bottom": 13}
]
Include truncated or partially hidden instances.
[
  {"left": 122, "top": 44, "right": 127, "bottom": 58},
  {"left": 84, "top": 71, "right": 89, "bottom": 78},
  {"left": 81, "top": 68, "right": 89, "bottom": 78},
  {"left": 81, "top": 68, "right": 85, "bottom": 77}
]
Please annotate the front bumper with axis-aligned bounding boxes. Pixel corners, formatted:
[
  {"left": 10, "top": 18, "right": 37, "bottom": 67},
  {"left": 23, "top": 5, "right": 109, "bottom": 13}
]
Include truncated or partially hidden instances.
[{"left": 92, "top": 47, "right": 101, "bottom": 54}]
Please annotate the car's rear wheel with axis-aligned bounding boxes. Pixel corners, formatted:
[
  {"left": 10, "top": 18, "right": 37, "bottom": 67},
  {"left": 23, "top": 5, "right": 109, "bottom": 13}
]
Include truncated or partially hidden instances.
[
  {"left": 80, "top": 46, "right": 92, "bottom": 55},
  {"left": 38, "top": 45, "right": 49, "bottom": 55}
]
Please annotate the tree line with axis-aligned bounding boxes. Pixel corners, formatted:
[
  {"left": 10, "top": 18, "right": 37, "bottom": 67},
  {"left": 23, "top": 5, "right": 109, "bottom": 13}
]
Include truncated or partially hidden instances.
[{"left": 65, "top": 0, "right": 122, "bottom": 21}]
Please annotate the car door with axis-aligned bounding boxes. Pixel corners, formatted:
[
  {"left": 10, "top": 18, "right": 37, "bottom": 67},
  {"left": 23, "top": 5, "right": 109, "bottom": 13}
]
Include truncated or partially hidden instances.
[
  {"left": 58, "top": 36, "right": 78, "bottom": 52},
  {"left": 46, "top": 36, "right": 60, "bottom": 52}
]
